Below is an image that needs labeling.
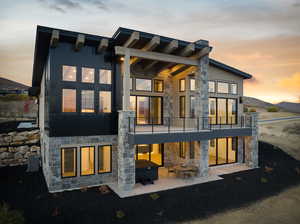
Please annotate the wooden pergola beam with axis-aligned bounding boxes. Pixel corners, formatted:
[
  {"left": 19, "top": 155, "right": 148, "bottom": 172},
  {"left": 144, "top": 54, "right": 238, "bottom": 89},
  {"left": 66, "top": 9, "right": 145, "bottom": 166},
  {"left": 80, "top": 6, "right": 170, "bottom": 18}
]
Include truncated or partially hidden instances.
[
  {"left": 97, "top": 38, "right": 109, "bottom": 53},
  {"left": 130, "top": 36, "right": 160, "bottom": 65},
  {"left": 75, "top": 34, "right": 85, "bottom": 51},
  {"left": 123, "top": 31, "right": 140, "bottom": 48},
  {"left": 144, "top": 40, "right": 178, "bottom": 70},
  {"left": 50, "top": 30, "right": 59, "bottom": 48},
  {"left": 115, "top": 46, "right": 198, "bottom": 66}
]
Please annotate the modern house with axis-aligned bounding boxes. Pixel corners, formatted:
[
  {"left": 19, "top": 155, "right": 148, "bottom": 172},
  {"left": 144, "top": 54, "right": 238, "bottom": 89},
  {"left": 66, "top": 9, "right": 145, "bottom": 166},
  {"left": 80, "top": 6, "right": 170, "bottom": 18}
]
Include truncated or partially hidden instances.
[{"left": 29, "top": 26, "right": 258, "bottom": 197}]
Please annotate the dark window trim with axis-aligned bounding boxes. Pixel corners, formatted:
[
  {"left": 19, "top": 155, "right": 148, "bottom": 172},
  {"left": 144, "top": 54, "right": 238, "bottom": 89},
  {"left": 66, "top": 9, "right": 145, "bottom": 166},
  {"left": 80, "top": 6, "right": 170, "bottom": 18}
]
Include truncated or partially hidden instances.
[
  {"left": 80, "top": 90, "right": 95, "bottom": 114},
  {"left": 61, "top": 147, "right": 77, "bottom": 178},
  {"left": 179, "top": 78, "right": 186, "bottom": 92},
  {"left": 135, "top": 78, "right": 153, "bottom": 92},
  {"left": 153, "top": 79, "right": 164, "bottom": 93},
  {"left": 98, "top": 145, "right": 112, "bottom": 174},
  {"left": 209, "top": 97, "right": 238, "bottom": 125},
  {"left": 179, "top": 142, "right": 186, "bottom": 159},
  {"left": 179, "top": 96, "right": 186, "bottom": 118},
  {"left": 209, "top": 137, "right": 238, "bottom": 167},
  {"left": 80, "top": 146, "right": 96, "bottom": 176}
]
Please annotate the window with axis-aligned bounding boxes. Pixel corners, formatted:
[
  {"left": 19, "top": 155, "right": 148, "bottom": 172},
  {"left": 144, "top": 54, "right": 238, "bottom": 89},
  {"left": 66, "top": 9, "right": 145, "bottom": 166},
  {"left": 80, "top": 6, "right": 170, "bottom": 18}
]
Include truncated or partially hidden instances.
[
  {"left": 179, "top": 79, "right": 185, "bottom": 92},
  {"left": 190, "top": 78, "right": 195, "bottom": 91},
  {"left": 99, "top": 91, "right": 111, "bottom": 113},
  {"left": 209, "top": 98, "right": 237, "bottom": 125},
  {"left": 62, "top": 65, "right": 76, "bottom": 81},
  {"left": 227, "top": 99, "right": 237, "bottom": 124},
  {"left": 179, "top": 142, "right": 186, "bottom": 158},
  {"left": 99, "top": 69, "right": 111, "bottom": 84},
  {"left": 98, "top": 145, "right": 112, "bottom": 173},
  {"left": 80, "top": 146, "right": 95, "bottom": 175},
  {"left": 208, "top": 81, "right": 215, "bottom": 93},
  {"left": 130, "top": 77, "right": 133, "bottom": 90},
  {"left": 130, "top": 95, "right": 136, "bottom": 111},
  {"left": 136, "top": 78, "right": 152, "bottom": 91},
  {"left": 154, "top": 80, "right": 164, "bottom": 92},
  {"left": 179, "top": 96, "right": 185, "bottom": 118},
  {"left": 135, "top": 144, "right": 163, "bottom": 166},
  {"left": 81, "top": 90, "right": 94, "bottom": 113},
  {"left": 62, "top": 89, "right": 76, "bottom": 112},
  {"left": 82, "top": 67, "right": 94, "bottom": 83},
  {"left": 230, "top": 83, "right": 237, "bottom": 94},
  {"left": 190, "top": 96, "right": 195, "bottom": 118},
  {"left": 217, "top": 98, "right": 227, "bottom": 124},
  {"left": 189, "top": 142, "right": 195, "bottom": 159},
  {"left": 209, "top": 98, "right": 216, "bottom": 124},
  {"left": 61, "top": 148, "right": 76, "bottom": 177},
  {"left": 217, "top": 82, "right": 229, "bottom": 94}
]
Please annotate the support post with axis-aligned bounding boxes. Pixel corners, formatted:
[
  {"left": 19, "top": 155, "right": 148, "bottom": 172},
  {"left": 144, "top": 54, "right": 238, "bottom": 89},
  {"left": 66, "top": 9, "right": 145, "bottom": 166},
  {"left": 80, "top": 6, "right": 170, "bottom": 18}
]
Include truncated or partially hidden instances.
[
  {"left": 197, "top": 140, "right": 209, "bottom": 177},
  {"left": 122, "top": 50, "right": 131, "bottom": 110}
]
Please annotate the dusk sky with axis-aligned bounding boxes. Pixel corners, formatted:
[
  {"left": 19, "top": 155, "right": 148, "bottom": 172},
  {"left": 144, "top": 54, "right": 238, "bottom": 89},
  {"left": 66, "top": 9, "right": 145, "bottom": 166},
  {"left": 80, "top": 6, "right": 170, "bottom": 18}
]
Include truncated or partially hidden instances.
[{"left": 0, "top": 0, "right": 299, "bottom": 103}]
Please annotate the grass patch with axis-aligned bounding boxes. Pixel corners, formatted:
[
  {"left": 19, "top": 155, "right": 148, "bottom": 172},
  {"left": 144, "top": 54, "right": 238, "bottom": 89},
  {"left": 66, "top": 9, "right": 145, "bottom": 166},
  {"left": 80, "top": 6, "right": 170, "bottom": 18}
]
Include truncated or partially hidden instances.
[
  {"left": 267, "top": 106, "right": 279, "bottom": 112},
  {"left": 282, "top": 123, "right": 300, "bottom": 135},
  {"left": 0, "top": 94, "right": 35, "bottom": 102}
]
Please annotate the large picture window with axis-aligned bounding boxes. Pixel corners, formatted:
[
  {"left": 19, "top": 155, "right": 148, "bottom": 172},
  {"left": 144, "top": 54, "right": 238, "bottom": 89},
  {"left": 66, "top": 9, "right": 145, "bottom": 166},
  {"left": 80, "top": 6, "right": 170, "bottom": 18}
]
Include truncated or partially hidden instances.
[
  {"left": 62, "top": 89, "right": 76, "bottom": 112},
  {"left": 208, "top": 81, "right": 215, "bottom": 93},
  {"left": 217, "top": 82, "right": 229, "bottom": 94},
  {"left": 62, "top": 65, "right": 76, "bottom": 81},
  {"left": 98, "top": 145, "right": 112, "bottom": 173},
  {"left": 136, "top": 78, "right": 152, "bottom": 91},
  {"left": 82, "top": 67, "right": 94, "bottom": 83},
  {"left": 209, "top": 98, "right": 237, "bottom": 125},
  {"left": 99, "top": 69, "right": 111, "bottom": 84},
  {"left": 81, "top": 90, "right": 94, "bottom": 113},
  {"left": 61, "top": 147, "right": 76, "bottom": 177},
  {"left": 209, "top": 137, "right": 238, "bottom": 166},
  {"left": 179, "top": 96, "right": 185, "bottom": 118},
  {"left": 179, "top": 79, "right": 185, "bottom": 92},
  {"left": 80, "top": 146, "right": 95, "bottom": 176},
  {"left": 99, "top": 91, "right": 111, "bottom": 113}
]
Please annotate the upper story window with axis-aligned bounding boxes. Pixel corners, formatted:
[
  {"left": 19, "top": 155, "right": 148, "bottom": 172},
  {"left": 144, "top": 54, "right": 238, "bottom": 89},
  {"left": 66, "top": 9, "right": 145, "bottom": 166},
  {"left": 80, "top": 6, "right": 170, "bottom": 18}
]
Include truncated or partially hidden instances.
[
  {"left": 217, "top": 82, "right": 229, "bottom": 94},
  {"left": 190, "top": 79, "right": 195, "bottom": 91},
  {"left": 99, "top": 91, "right": 111, "bottom": 113},
  {"left": 82, "top": 67, "right": 94, "bottom": 83},
  {"left": 179, "top": 79, "right": 185, "bottom": 92},
  {"left": 81, "top": 90, "right": 94, "bottom": 113},
  {"left": 136, "top": 78, "right": 152, "bottom": 91},
  {"left": 230, "top": 83, "right": 237, "bottom": 94},
  {"left": 99, "top": 69, "right": 111, "bottom": 84},
  {"left": 62, "top": 65, "right": 76, "bottom": 81},
  {"left": 208, "top": 81, "right": 215, "bottom": 93},
  {"left": 62, "top": 89, "right": 76, "bottom": 112},
  {"left": 154, "top": 80, "right": 164, "bottom": 92}
]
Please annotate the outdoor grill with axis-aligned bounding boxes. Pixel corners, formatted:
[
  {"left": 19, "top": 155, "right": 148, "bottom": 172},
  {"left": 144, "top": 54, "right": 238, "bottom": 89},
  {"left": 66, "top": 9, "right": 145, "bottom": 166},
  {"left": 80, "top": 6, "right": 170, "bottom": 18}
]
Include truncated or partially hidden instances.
[{"left": 135, "top": 160, "right": 158, "bottom": 185}]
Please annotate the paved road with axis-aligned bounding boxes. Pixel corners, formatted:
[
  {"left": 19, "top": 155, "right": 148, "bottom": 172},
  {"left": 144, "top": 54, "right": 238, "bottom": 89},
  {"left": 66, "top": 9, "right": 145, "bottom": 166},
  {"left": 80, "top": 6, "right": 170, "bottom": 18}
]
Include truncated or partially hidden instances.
[{"left": 258, "top": 116, "right": 300, "bottom": 123}]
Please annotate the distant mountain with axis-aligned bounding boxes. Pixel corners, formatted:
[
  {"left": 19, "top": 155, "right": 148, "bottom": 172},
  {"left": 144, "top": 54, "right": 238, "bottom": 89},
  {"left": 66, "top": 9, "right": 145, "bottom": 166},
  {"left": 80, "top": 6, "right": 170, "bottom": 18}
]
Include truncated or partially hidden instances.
[
  {"left": 243, "top": 96, "right": 274, "bottom": 108},
  {"left": 276, "top": 102, "right": 300, "bottom": 113},
  {"left": 0, "top": 77, "right": 29, "bottom": 91}
]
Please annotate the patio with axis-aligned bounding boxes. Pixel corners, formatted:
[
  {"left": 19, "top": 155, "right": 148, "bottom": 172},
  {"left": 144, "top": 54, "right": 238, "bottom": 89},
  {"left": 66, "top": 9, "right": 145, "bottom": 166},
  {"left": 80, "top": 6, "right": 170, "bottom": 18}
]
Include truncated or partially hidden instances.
[{"left": 109, "top": 164, "right": 252, "bottom": 198}]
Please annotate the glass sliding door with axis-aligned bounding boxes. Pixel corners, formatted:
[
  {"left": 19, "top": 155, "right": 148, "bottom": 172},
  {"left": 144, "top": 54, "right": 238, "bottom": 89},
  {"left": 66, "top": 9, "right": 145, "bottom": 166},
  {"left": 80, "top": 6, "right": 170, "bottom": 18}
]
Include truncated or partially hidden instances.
[
  {"left": 209, "top": 98, "right": 217, "bottom": 124},
  {"left": 135, "top": 144, "right": 163, "bottom": 166},
  {"left": 228, "top": 137, "right": 237, "bottom": 163},
  {"left": 209, "top": 139, "right": 217, "bottom": 165},
  {"left": 151, "top": 144, "right": 163, "bottom": 166},
  {"left": 137, "top": 96, "right": 150, "bottom": 124},
  {"left": 227, "top": 99, "right": 237, "bottom": 124},
  {"left": 150, "top": 97, "right": 162, "bottom": 124},
  {"left": 217, "top": 99, "right": 227, "bottom": 124}
]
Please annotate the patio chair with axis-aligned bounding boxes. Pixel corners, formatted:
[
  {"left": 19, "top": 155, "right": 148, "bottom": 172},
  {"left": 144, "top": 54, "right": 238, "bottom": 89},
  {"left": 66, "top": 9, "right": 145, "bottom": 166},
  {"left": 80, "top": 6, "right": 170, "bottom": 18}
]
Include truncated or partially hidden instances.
[{"left": 164, "top": 162, "right": 175, "bottom": 174}]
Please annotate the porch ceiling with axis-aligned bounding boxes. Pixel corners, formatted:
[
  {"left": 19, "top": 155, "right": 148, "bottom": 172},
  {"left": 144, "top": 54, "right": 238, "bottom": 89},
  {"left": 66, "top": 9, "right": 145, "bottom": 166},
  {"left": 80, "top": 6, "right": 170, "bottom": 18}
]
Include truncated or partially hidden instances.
[{"left": 113, "top": 27, "right": 211, "bottom": 75}]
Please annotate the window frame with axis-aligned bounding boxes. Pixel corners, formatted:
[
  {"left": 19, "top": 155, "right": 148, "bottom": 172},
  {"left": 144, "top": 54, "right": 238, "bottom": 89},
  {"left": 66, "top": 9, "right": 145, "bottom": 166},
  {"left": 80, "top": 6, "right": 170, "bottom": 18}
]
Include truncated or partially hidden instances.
[
  {"left": 153, "top": 79, "right": 164, "bottom": 93},
  {"left": 61, "top": 147, "right": 77, "bottom": 178},
  {"left": 98, "top": 145, "right": 112, "bottom": 174},
  {"left": 81, "top": 90, "right": 95, "bottom": 113},
  {"left": 81, "top": 67, "right": 95, "bottom": 83},
  {"left": 99, "top": 69, "right": 112, "bottom": 85},
  {"left": 62, "top": 88, "right": 77, "bottom": 113},
  {"left": 179, "top": 79, "right": 186, "bottom": 92},
  {"left": 209, "top": 97, "right": 238, "bottom": 125},
  {"left": 179, "top": 96, "right": 186, "bottom": 118},
  {"left": 62, "top": 65, "right": 77, "bottom": 82},
  {"left": 80, "top": 146, "right": 95, "bottom": 176},
  {"left": 208, "top": 81, "right": 215, "bottom": 93},
  {"left": 179, "top": 142, "right": 186, "bottom": 159},
  {"left": 230, "top": 83, "right": 238, "bottom": 95},
  {"left": 135, "top": 78, "right": 152, "bottom": 92},
  {"left": 99, "top": 91, "right": 112, "bottom": 113},
  {"left": 190, "top": 78, "right": 196, "bottom": 91},
  {"left": 217, "top": 81, "right": 229, "bottom": 94},
  {"left": 190, "top": 96, "right": 195, "bottom": 118}
]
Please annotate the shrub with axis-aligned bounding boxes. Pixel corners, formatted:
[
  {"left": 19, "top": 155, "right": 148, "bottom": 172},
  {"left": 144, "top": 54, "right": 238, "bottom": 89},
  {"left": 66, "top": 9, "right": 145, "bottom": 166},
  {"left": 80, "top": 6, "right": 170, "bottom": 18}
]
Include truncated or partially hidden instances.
[
  {"left": 243, "top": 107, "right": 248, "bottom": 112},
  {"left": 267, "top": 106, "right": 279, "bottom": 112},
  {"left": 0, "top": 94, "right": 34, "bottom": 102},
  {"left": 249, "top": 108, "right": 256, "bottom": 112},
  {"left": 0, "top": 202, "right": 24, "bottom": 224}
]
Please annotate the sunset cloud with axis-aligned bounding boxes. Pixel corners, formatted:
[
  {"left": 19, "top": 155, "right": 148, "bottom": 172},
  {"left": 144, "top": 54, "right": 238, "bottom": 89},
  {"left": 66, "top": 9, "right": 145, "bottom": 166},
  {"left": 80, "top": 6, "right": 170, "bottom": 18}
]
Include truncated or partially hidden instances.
[{"left": 278, "top": 72, "right": 300, "bottom": 93}]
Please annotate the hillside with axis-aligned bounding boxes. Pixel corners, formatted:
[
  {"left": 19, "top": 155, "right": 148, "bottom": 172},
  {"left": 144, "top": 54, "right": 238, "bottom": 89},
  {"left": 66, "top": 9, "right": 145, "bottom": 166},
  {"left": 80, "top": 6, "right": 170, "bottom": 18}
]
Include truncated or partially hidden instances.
[
  {"left": 243, "top": 96, "right": 274, "bottom": 108},
  {"left": 276, "top": 102, "right": 300, "bottom": 113}
]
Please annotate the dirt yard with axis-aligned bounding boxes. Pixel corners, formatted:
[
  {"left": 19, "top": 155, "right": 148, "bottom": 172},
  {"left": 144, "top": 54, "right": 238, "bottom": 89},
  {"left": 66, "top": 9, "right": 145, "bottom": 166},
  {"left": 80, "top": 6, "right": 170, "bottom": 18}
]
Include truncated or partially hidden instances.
[{"left": 185, "top": 116, "right": 300, "bottom": 224}]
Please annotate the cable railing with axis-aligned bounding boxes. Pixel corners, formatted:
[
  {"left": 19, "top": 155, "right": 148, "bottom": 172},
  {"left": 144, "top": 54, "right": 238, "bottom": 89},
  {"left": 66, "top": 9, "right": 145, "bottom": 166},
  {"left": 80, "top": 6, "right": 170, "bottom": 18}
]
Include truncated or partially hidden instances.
[{"left": 128, "top": 115, "right": 253, "bottom": 133}]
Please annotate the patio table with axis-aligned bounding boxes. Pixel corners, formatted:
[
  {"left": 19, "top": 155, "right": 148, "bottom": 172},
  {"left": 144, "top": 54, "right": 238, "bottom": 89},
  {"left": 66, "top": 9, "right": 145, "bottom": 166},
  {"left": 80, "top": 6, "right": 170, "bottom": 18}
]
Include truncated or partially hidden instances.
[{"left": 174, "top": 165, "right": 198, "bottom": 178}]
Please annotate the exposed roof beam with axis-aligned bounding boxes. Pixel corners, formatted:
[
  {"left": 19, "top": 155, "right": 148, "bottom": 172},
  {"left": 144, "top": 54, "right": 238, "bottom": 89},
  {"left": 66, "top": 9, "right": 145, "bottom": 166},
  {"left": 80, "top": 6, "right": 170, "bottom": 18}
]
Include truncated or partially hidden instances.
[
  {"left": 75, "top": 34, "right": 85, "bottom": 51},
  {"left": 97, "top": 38, "right": 109, "bottom": 53},
  {"left": 115, "top": 46, "right": 198, "bottom": 66},
  {"left": 130, "top": 35, "right": 160, "bottom": 65},
  {"left": 50, "top": 30, "right": 59, "bottom": 48},
  {"left": 143, "top": 40, "right": 178, "bottom": 70},
  {"left": 179, "top": 43, "right": 195, "bottom": 57},
  {"left": 123, "top": 31, "right": 140, "bottom": 47}
]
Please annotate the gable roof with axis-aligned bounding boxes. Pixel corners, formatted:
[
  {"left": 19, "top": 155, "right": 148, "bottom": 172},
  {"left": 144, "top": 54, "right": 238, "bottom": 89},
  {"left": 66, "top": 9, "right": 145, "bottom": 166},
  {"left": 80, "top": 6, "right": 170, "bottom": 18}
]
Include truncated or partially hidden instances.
[{"left": 0, "top": 77, "right": 29, "bottom": 90}]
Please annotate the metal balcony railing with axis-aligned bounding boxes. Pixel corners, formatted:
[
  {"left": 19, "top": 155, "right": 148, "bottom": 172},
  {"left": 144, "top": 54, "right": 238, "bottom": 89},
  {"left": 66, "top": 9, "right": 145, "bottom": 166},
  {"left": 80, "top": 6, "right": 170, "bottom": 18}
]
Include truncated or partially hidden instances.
[{"left": 128, "top": 115, "right": 253, "bottom": 134}]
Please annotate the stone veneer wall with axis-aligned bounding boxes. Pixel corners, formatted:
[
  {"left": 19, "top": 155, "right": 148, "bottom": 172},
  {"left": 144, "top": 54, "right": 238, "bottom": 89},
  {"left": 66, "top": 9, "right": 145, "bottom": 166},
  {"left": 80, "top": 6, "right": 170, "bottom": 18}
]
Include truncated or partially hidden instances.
[
  {"left": 41, "top": 133, "right": 118, "bottom": 192},
  {"left": 0, "top": 129, "right": 40, "bottom": 167}
]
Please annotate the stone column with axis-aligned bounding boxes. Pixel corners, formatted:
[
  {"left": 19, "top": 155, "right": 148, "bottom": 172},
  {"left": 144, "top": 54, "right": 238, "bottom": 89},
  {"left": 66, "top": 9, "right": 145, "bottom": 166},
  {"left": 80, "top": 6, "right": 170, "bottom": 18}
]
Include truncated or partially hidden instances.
[
  {"left": 163, "top": 73, "right": 174, "bottom": 125},
  {"left": 197, "top": 140, "right": 209, "bottom": 177},
  {"left": 117, "top": 110, "right": 135, "bottom": 191},
  {"left": 237, "top": 136, "right": 244, "bottom": 163},
  {"left": 194, "top": 55, "right": 209, "bottom": 130},
  {"left": 122, "top": 50, "right": 131, "bottom": 110},
  {"left": 244, "top": 112, "right": 259, "bottom": 168}
]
